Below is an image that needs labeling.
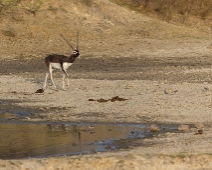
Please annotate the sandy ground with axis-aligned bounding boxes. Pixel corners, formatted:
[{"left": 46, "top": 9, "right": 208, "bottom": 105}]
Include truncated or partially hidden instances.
[
  {"left": 2, "top": 0, "right": 212, "bottom": 169},
  {"left": 1, "top": 38, "right": 212, "bottom": 169}
]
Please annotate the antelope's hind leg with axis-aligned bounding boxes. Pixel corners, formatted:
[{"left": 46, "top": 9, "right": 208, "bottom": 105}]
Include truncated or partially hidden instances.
[
  {"left": 62, "top": 70, "right": 69, "bottom": 90},
  {"left": 65, "top": 71, "right": 70, "bottom": 87},
  {"left": 49, "top": 66, "right": 57, "bottom": 89}
]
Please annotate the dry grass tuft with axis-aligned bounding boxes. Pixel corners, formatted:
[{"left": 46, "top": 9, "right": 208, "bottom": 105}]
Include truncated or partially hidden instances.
[
  {"left": 110, "top": 0, "right": 212, "bottom": 32},
  {"left": 1, "top": 26, "right": 17, "bottom": 37}
]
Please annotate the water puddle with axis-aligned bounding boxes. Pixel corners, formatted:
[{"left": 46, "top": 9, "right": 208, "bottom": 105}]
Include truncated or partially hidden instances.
[{"left": 0, "top": 123, "right": 178, "bottom": 159}]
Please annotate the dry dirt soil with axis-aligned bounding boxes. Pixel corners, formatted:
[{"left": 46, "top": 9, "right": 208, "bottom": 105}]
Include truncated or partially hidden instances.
[{"left": 2, "top": 0, "right": 212, "bottom": 169}]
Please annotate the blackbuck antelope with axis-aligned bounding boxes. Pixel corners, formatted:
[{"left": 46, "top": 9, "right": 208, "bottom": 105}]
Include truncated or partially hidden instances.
[{"left": 43, "top": 32, "right": 80, "bottom": 90}]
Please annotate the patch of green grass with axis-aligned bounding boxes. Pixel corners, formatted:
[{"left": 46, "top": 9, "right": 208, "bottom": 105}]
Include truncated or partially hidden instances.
[
  {"left": 48, "top": 5, "right": 58, "bottom": 12},
  {"left": 203, "top": 153, "right": 212, "bottom": 156},
  {"left": 0, "top": 0, "right": 46, "bottom": 16},
  {"left": 20, "top": 0, "right": 46, "bottom": 16},
  {"left": 0, "top": 0, "right": 21, "bottom": 13},
  {"left": 176, "top": 152, "right": 187, "bottom": 159},
  {"left": 9, "top": 161, "right": 16, "bottom": 165},
  {"left": 124, "top": 154, "right": 135, "bottom": 159}
]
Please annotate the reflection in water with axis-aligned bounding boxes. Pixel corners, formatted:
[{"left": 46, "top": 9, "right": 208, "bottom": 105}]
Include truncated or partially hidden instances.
[{"left": 0, "top": 123, "right": 177, "bottom": 159}]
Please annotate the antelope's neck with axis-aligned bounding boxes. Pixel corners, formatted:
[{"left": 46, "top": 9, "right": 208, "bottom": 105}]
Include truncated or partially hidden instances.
[{"left": 68, "top": 55, "right": 76, "bottom": 62}]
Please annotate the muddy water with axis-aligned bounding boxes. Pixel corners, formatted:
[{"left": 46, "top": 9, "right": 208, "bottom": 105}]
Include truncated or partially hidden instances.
[{"left": 0, "top": 123, "right": 178, "bottom": 159}]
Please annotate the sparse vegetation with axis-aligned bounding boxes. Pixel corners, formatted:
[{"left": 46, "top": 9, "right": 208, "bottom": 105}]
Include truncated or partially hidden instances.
[
  {"left": 11, "top": 12, "right": 24, "bottom": 22},
  {"left": 48, "top": 5, "right": 57, "bottom": 12},
  {"left": 0, "top": 0, "right": 21, "bottom": 13},
  {"left": 0, "top": 0, "right": 211, "bottom": 32},
  {"left": 1, "top": 26, "right": 17, "bottom": 37},
  {"left": 82, "top": 0, "right": 93, "bottom": 7},
  {"left": 22, "top": 0, "right": 46, "bottom": 15},
  {"left": 111, "top": 0, "right": 212, "bottom": 19},
  {"left": 110, "top": 0, "right": 212, "bottom": 31},
  {"left": 0, "top": 0, "right": 46, "bottom": 16},
  {"left": 142, "top": 0, "right": 212, "bottom": 21},
  {"left": 177, "top": 153, "right": 187, "bottom": 159}
]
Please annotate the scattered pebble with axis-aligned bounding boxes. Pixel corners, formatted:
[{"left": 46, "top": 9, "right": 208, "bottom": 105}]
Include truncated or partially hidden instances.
[
  {"left": 178, "top": 124, "right": 189, "bottom": 131},
  {"left": 88, "top": 96, "right": 128, "bottom": 102},
  {"left": 194, "top": 123, "right": 204, "bottom": 129},
  {"left": 35, "top": 89, "right": 44, "bottom": 93},
  {"left": 39, "top": 108, "right": 45, "bottom": 111},
  {"left": 194, "top": 129, "right": 204, "bottom": 135},
  {"left": 164, "top": 89, "right": 177, "bottom": 95},
  {"left": 149, "top": 124, "right": 160, "bottom": 132},
  {"left": 105, "top": 145, "right": 111, "bottom": 150}
]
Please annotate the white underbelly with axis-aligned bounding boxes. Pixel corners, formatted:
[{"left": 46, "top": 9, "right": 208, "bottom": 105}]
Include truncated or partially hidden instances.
[
  {"left": 50, "top": 63, "right": 73, "bottom": 70},
  {"left": 51, "top": 63, "right": 61, "bottom": 70},
  {"left": 63, "top": 63, "right": 73, "bottom": 70}
]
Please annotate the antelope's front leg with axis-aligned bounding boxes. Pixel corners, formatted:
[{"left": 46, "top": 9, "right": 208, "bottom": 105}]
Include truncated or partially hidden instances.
[
  {"left": 62, "top": 73, "right": 66, "bottom": 90},
  {"left": 63, "top": 70, "right": 70, "bottom": 89},
  {"left": 43, "top": 73, "right": 49, "bottom": 90},
  {"left": 65, "top": 71, "right": 70, "bottom": 87}
]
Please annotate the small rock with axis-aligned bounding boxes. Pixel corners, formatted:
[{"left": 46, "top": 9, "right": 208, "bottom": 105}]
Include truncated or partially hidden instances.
[
  {"left": 164, "top": 89, "right": 177, "bottom": 95},
  {"left": 194, "top": 123, "right": 204, "bottom": 129},
  {"left": 25, "top": 117, "right": 30, "bottom": 120},
  {"left": 119, "top": 138, "right": 125, "bottom": 140},
  {"left": 105, "top": 145, "right": 111, "bottom": 150},
  {"left": 183, "top": 156, "right": 190, "bottom": 162},
  {"left": 198, "top": 129, "right": 203, "bottom": 134},
  {"left": 149, "top": 124, "right": 160, "bottom": 132},
  {"left": 203, "top": 87, "right": 209, "bottom": 91},
  {"left": 72, "top": 143, "right": 77, "bottom": 147},
  {"left": 178, "top": 124, "right": 189, "bottom": 131},
  {"left": 35, "top": 89, "right": 44, "bottom": 93},
  {"left": 194, "top": 129, "right": 204, "bottom": 135},
  {"left": 39, "top": 107, "right": 45, "bottom": 111}
]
